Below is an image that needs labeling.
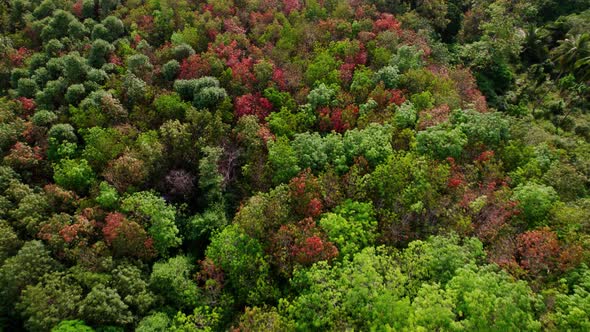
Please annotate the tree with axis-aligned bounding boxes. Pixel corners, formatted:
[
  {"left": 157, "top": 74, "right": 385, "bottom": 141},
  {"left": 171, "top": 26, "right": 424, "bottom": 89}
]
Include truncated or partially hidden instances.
[
  {"left": 512, "top": 182, "right": 559, "bottom": 227},
  {"left": 318, "top": 200, "right": 378, "bottom": 258},
  {"left": 286, "top": 247, "right": 409, "bottom": 331},
  {"left": 416, "top": 126, "right": 467, "bottom": 160},
  {"left": 136, "top": 312, "right": 171, "bottom": 332},
  {"left": 234, "top": 306, "right": 294, "bottom": 332},
  {"left": 445, "top": 265, "right": 541, "bottom": 331},
  {"left": 267, "top": 136, "right": 301, "bottom": 184},
  {"left": 121, "top": 191, "right": 180, "bottom": 256},
  {"left": 79, "top": 284, "right": 133, "bottom": 326},
  {"left": 0, "top": 220, "right": 21, "bottom": 264},
  {"left": 547, "top": 265, "right": 590, "bottom": 330},
  {"left": 206, "top": 224, "right": 278, "bottom": 305},
  {"left": 53, "top": 159, "right": 96, "bottom": 194},
  {"left": 162, "top": 60, "right": 180, "bottom": 81},
  {"left": 52, "top": 320, "right": 94, "bottom": 332},
  {"left": 17, "top": 272, "right": 83, "bottom": 332},
  {"left": 374, "top": 65, "right": 400, "bottom": 89},
  {"left": 0, "top": 241, "right": 60, "bottom": 318},
  {"left": 149, "top": 255, "right": 201, "bottom": 309},
  {"left": 552, "top": 33, "right": 590, "bottom": 81},
  {"left": 391, "top": 45, "right": 424, "bottom": 73},
  {"left": 88, "top": 39, "right": 115, "bottom": 68}
]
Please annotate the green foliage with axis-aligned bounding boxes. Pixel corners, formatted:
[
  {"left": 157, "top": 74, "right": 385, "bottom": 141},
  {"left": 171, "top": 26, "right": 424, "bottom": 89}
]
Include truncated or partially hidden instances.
[
  {"left": 79, "top": 284, "right": 133, "bottom": 326},
  {"left": 391, "top": 45, "right": 424, "bottom": 73},
  {"left": 169, "top": 306, "right": 221, "bottom": 332},
  {"left": 0, "top": 241, "right": 59, "bottom": 317},
  {"left": 512, "top": 182, "right": 559, "bottom": 227},
  {"left": 53, "top": 159, "right": 96, "bottom": 193},
  {"left": 307, "top": 83, "right": 337, "bottom": 109},
  {"left": 0, "top": 220, "right": 20, "bottom": 264},
  {"left": 88, "top": 39, "right": 115, "bottom": 68},
  {"left": 17, "top": 272, "right": 83, "bottom": 332},
  {"left": 547, "top": 266, "right": 590, "bottom": 330},
  {"left": 267, "top": 136, "right": 301, "bottom": 184},
  {"left": 350, "top": 66, "right": 375, "bottom": 101},
  {"left": 136, "top": 312, "right": 171, "bottom": 332},
  {"left": 121, "top": 191, "right": 181, "bottom": 256},
  {"left": 416, "top": 126, "right": 467, "bottom": 160},
  {"left": 444, "top": 265, "right": 542, "bottom": 331},
  {"left": 451, "top": 109, "right": 510, "bottom": 148},
  {"left": 305, "top": 51, "right": 341, "bottom": 86},
  {"left": 206, "top": 224, "right": 278, "bottom": 305},
  {"left": 52, "top": 320, "right": 95, "bottom": 332},
  {"left": 268, "top": 105, "right": 316, "bottom": 138},
  {"left": 374, "top": 65, "right": 400, "bottom": 89},
  {"left": 162, "top": 60, "right": 180, "bottom": 81},
  {"left": 393, "top": 101, "right": 418, "bottom": 129},
  {"left": 96, "top": 181, "right": 119, "bottom": 209},
  {"left": 319, "top": 200, "right": 378, "bottom": 257},
  {"left": 343, "top": 123, "right": 393, "bottom": 167},
  {"left": 150, "top": 255, "right": 200, "bottom": 309},
  {"left": 286, "top": 247, "right": 409, "bottom": 331}
]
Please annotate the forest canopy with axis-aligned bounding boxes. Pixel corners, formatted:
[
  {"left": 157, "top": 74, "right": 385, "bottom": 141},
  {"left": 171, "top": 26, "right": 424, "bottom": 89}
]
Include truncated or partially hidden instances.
[{"left": 0, "top": 0, "right": 589, "bottom": 330}]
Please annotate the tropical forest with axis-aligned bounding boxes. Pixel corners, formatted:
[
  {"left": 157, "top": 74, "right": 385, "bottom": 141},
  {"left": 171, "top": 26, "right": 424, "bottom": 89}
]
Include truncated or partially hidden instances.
[{"left": 0, "top": 0, "right": 589, "bottom": 330}]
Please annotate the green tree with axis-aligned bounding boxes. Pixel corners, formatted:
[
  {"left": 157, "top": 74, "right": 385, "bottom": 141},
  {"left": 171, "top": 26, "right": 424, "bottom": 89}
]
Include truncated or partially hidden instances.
[
  {"left": 206, "top": 224, "right": 278, "bottom": 305},
  {"left": 17, "top": 272, "right": 83, "bottom": 332},
  {"left": 149, "top": 255, "right": 201, "bottom": 309},
  {"left": 0, "top": 241, "right": 60, "bottom": 318},
  {"left": 79, "top": 284, "right": 133, "bottom": 326},
  {"left": 267, "top": 136, "right": 301, "bottom": 184},
  {"left": 512, "top": 182, "right": 559, "bottom": 227},
  {"left": 319, "top": 200, "right": 378, "bottom": 258},
  {"left": 121, "top": 191, "right": 181, "bottom": 256},
  {"left": 0, "top": 220, "right": 21, "bottom": 264},
  {"left": 53, "top": 158, "right": 96, "bottom": 193},
  {"left": 52, "top": 320, "right": 94, "bottom": 332},
  {"left": 416, "top": 126, "right": 467, "bottom": 160},
  {"left": 136, "top": 312, "right": 171, "bottom": 332}
]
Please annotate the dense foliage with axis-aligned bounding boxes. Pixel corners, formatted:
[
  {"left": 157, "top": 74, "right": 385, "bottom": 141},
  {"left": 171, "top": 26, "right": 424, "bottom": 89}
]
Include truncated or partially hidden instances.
[{"left": 0, "top": 0, "right": 589, "bottom": 330}]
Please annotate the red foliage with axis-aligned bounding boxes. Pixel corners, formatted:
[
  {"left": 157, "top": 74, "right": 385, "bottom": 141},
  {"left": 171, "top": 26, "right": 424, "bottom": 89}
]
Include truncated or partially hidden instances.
[
  {"left": 4, "top": 142, "right": 43, "bottom": 170},
  {"left": 389, "top": 89, "right": 406, "bottom": 106},
  {"left": 306, "top": 198, "right": 323, "bottom": 218},
  {"left": 103, "top": 212, "right": 125, "bottom": 245},
  {"left": 9, "top": 47, "right": 29, "bottom": 67},
  {"left": 137, "top": 15, "right": 154, "bottom": 34},
  {"left": 449, "top": 67, "right": 488, "bottom": 112},
  {"left": 270, "top": 218, "right": 338, "bottom": 276},
  {"left": 417, "top": 104, "right": 451, "bottom": 130},
  {"left": 517, "top": 228, "right": 560, "bottom": 275},
  {"left": 109, "top": 54, "right": 123, "bottom": 66},
  {"left": 400, "top": 29, "right": 431, "bottom": 57},
  {"left": 17, "top": 97, "right": 36, "bottom": 114},
  {"left": 178, "top": 54, "right": 212, "bottom": 79},
  {"left": 224, "top": 18, "right": 246, "bottom": 34},
  {"left": 196, "top": 257, "right": 225, "bottom": 295},
  {"left": 257, "top": 124, "right": 275, "bottom": 144},
  {"left": 283, "top": 0, "right": 301, "bottom": 14},
  {"left": 475, "top": 150, "right": 495, "bottom": 163},
  {"left": 272, "top": 67, "right": 287, "bottom": 90},
  {"left": 103, "top": 212, "right": 155, "bottom": 259},
  {"left": 340, "top": 63, "right": 356, "bottom": 85},
  {"left": 373, "top": 13, "right": 402, "bottom": 33},
  {"left": 319, "top": 105, "right": 358, "bottom": 133},
  {"left": 72, "top": 0, "right": 83, "bottom": 17},
  {"left": 44, "top": 184, "right": 78, "bottom": 212},
  {"left": 234, "top": 93, "right": 273, "bottom": 121},
  {"left": 517, "top": 228, "right": 582, "bottom": 275},
  {"left": 289, "top": 169, "right": 324, "bottom": 218}
]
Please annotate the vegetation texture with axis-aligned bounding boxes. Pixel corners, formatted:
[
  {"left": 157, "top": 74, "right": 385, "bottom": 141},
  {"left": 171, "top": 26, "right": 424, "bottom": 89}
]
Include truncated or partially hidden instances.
[{"left": 0, "top": 0, "right": 589, "bottom": 330}]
